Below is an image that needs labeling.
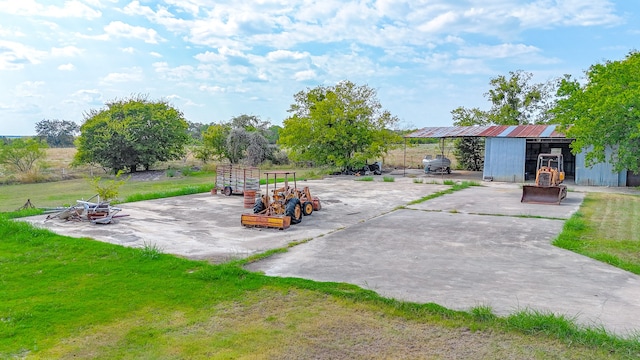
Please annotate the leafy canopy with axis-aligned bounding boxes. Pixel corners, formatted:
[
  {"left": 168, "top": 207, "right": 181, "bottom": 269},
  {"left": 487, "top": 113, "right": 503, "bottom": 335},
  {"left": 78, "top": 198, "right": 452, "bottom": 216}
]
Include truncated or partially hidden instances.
[
  {"left": 450, "top": 71, "right": 557, "bottom": 170},
  {"left": 74, "top": 96, "right": 190, "bottom": 173},
  {"left": 0, "top": 137, "right": 48, "bottom": 173},
  {"left": 486, "top": 70, "right": 556, "bottom": 125},
  {"left": 35, "top": 119, "right": 79, "bottom": 147},
  {"left": 279, "top": 81, "right": 401, "bottom": 170},
  {"left": 554, "top": 51, "right": 640, "bottom": 173},
  {"left": 201, "top": 115, "right": 277, "bottom": 166}
]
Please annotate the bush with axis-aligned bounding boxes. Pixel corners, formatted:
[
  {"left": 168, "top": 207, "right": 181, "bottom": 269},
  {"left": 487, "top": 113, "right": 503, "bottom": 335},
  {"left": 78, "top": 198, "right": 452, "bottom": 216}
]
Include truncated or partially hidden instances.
[
  {"left": 180, "top": 167, "right": 194, "bottom": 176},
  {"left": 89, "top": 171, "right": 129, "bottom": 201}
]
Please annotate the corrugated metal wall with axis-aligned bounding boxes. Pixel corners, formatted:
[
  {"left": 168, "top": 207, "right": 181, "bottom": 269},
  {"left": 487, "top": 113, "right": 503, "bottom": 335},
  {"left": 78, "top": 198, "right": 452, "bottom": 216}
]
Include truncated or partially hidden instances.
[
  {"left": 483, "top": 138, "right": 526, "bottom": 182},
  {"left": 575, "top": 148, "right": 625, "bottom": 186}
]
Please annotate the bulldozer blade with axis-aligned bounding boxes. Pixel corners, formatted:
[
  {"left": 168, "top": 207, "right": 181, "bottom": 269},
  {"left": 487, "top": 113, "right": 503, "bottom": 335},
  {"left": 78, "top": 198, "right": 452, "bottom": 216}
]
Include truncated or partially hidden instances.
[
  {"left": 241, "top": 213, "right": 291, "bottom": 230},
  {"left": 521, "top": 185, "right": 567, "bottom": 205}
]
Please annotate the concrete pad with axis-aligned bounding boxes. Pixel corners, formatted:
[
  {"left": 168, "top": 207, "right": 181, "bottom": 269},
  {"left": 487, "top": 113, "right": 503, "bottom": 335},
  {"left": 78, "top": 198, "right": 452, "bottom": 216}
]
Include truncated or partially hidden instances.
[
  {"left": 247, "top": 209, "right": 640, "bottom": 336},
  {"left": 26, "top": 177, "right": 448, "bottom": 262},
  {"left": 22, "top": 176, "right": 640, "bottom": 336},
  {"left": 408, "top": 184, "right": 584, "bottom": 219}
]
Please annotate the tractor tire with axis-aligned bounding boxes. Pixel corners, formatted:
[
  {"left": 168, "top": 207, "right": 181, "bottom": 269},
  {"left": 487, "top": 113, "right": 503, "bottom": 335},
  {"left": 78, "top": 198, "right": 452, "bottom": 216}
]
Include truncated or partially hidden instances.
[
  {"left": 302, "top": 201, "right": 313, "bottom": 216},
  {"left": 223, "top": 186, "right": 233, "bottom": 196},
  {"left": 286, "top": 198, "right": 302, "bottom": 224},
  {"left": 253, "top": 198, "right": 265, "bottom": 214}
]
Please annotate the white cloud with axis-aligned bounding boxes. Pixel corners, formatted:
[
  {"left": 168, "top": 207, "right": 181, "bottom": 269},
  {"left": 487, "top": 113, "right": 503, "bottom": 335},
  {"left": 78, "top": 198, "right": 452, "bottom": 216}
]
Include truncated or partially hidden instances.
[
  {"left": 420, "top": 52, "right": 492, "bottom": 75},
  {"left": 0, "top": 0, "right": 102, "bottom": 19},
  {"left": 458, "top": 43, "right": 541, "bottom": 59},
  {"left": 121, "top": 47, "right": 135, "bottom": 54},
  {"left": 293, "top": 69, "right": 316, "bottom": 81},
  {"left": 122, "top": 0, "right": 156, "bottom": 18},
  {"left": 58, "top": 63, "right": 75, "bottom": 71},
  {"left": 0, "top": 41, "right": 83, "bottom": 70},
  {"left": 152, "top": 62, "right": 198, "bottom": 81},
  {"left": 122, "top": 0, "right": 188, "bottom": 33},
  {"left": 266, "top": 50, "right": 309, "bottom": 62},
  {"left": 0, "top": 40, "right": 47, "bottom": 70},
  {"left": 194, "top": 51, "right": 225, "bottom": 63},
  {"left": 103, "top": 21, "right": 165, "bottom": 44},
  {"left": 65, "top": 89, "right": 104, "bottom": 106},
  {"left": 418, "top": 11, "right": 459, "bottom": 33},
  {"left": 164, "top": 0, "right": 201, "bottom": 17},
  {"left": 100, "top": 67, "right": 144, "bottom": 83},
  {"left": 150, "top": 51, "right": 162, "bottom": 58},
  {"left": 199, "top": 84, "right": 225, "bottom": 93},
  {"left": 15, "top": 81, "right": 45, "bottom": 97},
  {"left": 0, "top": 25, "right": 25, "bottom": 37},
  {"left": 51, "top": 46, "right": 83, "bottom": 57},
  {"left": 511, "top": 0, "right": 623, "bottom": 28}
]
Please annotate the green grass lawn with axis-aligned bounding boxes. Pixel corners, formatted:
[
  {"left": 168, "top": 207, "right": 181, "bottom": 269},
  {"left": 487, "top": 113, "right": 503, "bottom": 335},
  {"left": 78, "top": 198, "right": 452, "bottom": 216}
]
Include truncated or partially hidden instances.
[
  {"left": 554, "top": 192, "right": 640, "bottom": 274},
  {"left": 3, "top": 177, "right": 640, "bottom": 358},
  {"left": 0, "top": 172, "right": 217, "bottom": 212},
  {"left": 0, "top": 169, "right": 329, "bottom": 212},
  {"left": 3, "top": 193, "right": 640, "bottom": 357}
]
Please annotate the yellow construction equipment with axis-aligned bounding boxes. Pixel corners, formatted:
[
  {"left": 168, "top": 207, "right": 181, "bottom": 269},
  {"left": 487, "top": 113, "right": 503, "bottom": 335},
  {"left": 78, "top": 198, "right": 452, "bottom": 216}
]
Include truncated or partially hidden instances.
[
  {"left": 240, "top": 171, "right": 321, "bottom": 230},
  {"left": 521, "top": 153, "right": 567, "bottom": 205}
]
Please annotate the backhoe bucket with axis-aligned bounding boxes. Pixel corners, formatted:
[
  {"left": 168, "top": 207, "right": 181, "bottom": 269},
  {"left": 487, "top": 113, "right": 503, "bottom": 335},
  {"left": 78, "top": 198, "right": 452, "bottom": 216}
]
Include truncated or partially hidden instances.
[{"left": 521, "top": 185, "right": 567, "bottom": 205}]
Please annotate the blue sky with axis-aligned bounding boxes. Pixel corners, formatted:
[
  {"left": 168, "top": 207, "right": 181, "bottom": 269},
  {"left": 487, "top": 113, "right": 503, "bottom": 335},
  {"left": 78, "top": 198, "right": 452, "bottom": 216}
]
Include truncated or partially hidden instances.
[{"left": 1, "top": 0, "right": 638, "bottom": 135}]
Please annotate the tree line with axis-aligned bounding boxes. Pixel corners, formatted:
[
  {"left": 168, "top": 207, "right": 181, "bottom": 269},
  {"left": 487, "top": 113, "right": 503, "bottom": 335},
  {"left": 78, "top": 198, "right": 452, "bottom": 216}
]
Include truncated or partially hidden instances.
[
  {"left": 451, "top": 51, "right": 639, "bottom": 173},
  {"left": 2, "top": 51, "right": 638, "bottom": 178}
]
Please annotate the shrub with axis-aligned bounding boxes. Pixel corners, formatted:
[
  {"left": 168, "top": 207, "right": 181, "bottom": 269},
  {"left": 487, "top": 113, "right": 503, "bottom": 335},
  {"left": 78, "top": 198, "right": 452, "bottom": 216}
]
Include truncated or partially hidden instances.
[{"left": 89, "top": 171, "right": 129, "bottom": 201}]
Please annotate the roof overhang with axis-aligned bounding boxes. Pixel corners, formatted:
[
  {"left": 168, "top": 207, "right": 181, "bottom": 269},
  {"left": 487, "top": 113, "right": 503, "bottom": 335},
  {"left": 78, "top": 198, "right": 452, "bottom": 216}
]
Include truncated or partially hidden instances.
[{"left": 405, "top": 125, "right": 569, "bottom": 139}]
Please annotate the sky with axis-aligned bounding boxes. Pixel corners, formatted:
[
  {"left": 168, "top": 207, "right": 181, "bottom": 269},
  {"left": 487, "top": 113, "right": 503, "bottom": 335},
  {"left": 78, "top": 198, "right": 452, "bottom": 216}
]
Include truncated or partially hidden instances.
[{"left": 1, "top": 0, "right": 639, "bottom": 136}]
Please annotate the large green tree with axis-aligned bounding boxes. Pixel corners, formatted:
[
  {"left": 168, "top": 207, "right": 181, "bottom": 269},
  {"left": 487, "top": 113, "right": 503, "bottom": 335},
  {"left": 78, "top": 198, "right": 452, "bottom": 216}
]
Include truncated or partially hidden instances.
[
  {"left": 35, "top": 119, "right": 79, "bottom": 147},
  {"left": 486, "top": 70, "right": 554, "bottom": 125},
  {"left": 553, "top": 51, "right": 640, "bottom": 173},
  {"left": 451, "top": 71, "right": 557, "bottom": 170},
  {"left": 74, "top": 96, "right": 190, "bottom": 173},
  {"left": 199, "top": 123, "right": 229, "bottom": 163},
  {"left": 450, "top": 107, "right": 488, "bottom": 171},
  {"left": 279, "top": 81, "right": 400, "bottom": 170},
  {"left": 200, "top": 115, "right": 275, "bottom": 166}
]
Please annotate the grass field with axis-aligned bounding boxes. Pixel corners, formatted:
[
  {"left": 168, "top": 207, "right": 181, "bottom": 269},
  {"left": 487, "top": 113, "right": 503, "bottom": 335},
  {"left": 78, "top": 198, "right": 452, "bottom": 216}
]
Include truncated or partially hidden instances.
[{"left": 554, "top": 192, "right": 640, "bottom": 275}]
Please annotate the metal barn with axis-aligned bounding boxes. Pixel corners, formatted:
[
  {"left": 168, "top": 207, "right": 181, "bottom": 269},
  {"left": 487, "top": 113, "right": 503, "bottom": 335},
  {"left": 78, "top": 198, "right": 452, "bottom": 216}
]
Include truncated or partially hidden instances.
[{"left": 406, "top": 125, "right": 633, "bottom": 186}]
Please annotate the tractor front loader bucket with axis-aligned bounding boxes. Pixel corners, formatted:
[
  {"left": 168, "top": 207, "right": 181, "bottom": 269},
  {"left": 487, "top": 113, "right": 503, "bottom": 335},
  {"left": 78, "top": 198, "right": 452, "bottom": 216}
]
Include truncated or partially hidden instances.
[
  {"left": 241, "top": 214, "right": 291, "bottom": 230},
  {"left": 521, "top": 185, "right": 567, "bottom": 205}
]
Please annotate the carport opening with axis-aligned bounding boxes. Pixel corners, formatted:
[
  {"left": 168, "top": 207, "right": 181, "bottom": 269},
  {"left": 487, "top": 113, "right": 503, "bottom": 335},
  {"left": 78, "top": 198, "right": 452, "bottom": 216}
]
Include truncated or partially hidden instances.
[{"left": 525, "top": 139, "right": 575, "bottom": 180}]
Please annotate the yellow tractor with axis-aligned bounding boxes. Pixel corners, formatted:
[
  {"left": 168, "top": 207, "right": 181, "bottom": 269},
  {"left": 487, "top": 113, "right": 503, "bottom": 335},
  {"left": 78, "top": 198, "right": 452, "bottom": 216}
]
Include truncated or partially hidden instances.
[
  {"left": 521, "top": 153, "right": 567, "bottom": 205},
  {"left": 240, "top": 171, "right": 321, "bottom": 230}
]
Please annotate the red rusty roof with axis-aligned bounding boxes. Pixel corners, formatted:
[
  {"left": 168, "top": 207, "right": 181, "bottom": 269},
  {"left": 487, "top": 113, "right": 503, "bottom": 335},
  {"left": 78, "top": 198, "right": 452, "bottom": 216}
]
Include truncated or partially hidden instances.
[{"left": 405, "top": 125, "right": 568, "bottom": 138}]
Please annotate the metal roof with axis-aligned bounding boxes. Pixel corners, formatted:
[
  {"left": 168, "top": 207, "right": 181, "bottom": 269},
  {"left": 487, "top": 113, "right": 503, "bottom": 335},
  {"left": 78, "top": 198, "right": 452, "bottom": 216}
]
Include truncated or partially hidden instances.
[{"left": 406, "top": 125, "right": 568, "bottom": 139}]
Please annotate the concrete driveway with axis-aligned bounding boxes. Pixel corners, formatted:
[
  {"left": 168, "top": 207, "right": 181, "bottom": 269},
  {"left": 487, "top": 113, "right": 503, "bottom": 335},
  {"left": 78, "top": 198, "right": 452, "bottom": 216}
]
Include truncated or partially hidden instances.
[{"left": 28, "top": 175, "right": 640, "bottom": 336}]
